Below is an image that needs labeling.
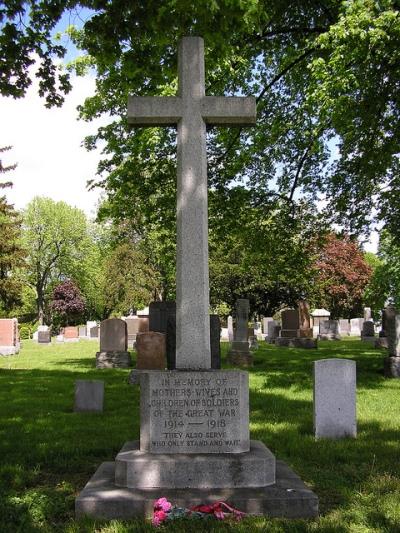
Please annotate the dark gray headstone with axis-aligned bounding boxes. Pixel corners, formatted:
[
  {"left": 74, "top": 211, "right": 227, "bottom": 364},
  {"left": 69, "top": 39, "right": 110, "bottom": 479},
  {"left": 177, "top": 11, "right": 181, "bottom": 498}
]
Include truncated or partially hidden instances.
[
  {"left": 38, "top": 330, "right": 51, "bottom": 344},
  {"left": 166, "top": 314, "right": 221, "bottom": 370},
  {"left": 74, "top": 380, "right": 104, "bottom": 412},
  {"left": 149, "top": 301, "right": 176, "bottom": 333},
  {"left": 234, "top": 299, "right": 249, "bottom": 342},
  {"left": 281, "top": 310, "right": 299, "bottom": 330},
  {"left": 90, "top": 325, "right": 99, "bottom": 338},
  {"left": 362, "top": 321, "right": 375, "bottom": 337}
]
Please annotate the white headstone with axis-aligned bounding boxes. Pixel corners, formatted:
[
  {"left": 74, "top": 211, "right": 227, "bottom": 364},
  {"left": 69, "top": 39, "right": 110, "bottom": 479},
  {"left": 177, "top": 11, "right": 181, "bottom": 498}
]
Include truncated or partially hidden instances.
[{"left": 314, "top": 359, "right": 356, "bottom": 438}]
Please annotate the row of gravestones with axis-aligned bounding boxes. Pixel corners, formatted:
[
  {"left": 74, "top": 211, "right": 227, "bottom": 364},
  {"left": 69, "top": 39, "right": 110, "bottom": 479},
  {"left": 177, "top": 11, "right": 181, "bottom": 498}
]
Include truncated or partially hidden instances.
[{"left": 74, "top": 357, "right": 357, "bottom": 440}]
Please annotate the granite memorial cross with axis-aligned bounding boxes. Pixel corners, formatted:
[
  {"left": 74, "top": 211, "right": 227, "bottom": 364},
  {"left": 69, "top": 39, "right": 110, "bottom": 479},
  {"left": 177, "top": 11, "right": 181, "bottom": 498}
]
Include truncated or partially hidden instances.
[{"left": 128, "top": 36, "right": 256, "bottom": 369}]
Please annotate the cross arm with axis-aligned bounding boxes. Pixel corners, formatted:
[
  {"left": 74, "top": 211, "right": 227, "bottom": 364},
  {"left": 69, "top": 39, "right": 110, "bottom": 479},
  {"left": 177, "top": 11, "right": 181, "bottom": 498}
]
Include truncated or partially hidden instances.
[
  {"left": 127, "top": 96, "right": 182, "bottom": 126},
  {"left": 201, "top": 96, "right": 256, "bottom": 126}
]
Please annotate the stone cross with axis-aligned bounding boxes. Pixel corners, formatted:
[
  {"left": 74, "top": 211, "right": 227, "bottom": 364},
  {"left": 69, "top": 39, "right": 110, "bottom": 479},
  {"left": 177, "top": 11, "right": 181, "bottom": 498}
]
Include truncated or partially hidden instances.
[{"left": 128, "top": 37, "right": 256, "bottom": 369}]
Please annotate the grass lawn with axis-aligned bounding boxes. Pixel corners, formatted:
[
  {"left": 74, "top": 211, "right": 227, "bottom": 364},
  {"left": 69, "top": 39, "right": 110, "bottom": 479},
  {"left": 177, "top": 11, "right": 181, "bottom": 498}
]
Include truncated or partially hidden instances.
[{"left": 0, "top": 337, "right": 399, "bottom": 532}]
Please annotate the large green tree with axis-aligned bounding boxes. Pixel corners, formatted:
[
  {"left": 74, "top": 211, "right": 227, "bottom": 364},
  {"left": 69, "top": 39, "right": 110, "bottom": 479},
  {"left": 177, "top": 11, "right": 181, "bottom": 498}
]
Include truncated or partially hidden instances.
[
  {"left": 22, "top": 197, "right": 93, "bottom": 323},
  {"left": 2, "top": 1, "right": 400, "bottom": 242}
]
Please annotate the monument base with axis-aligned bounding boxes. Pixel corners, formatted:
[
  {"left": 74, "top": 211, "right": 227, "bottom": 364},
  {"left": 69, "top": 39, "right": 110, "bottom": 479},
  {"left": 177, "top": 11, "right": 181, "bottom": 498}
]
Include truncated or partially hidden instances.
[
  {"left": 317, "top": 334, "right": 341, "bottom": 341},
  {"left": 227, "top": 341, "right": 252, "bottom": 366},
  {"left": 375, "top": 337, "right": 388, "bottom": 349},
  {"left": 0, "top": 345, "right": 19, "bottom": 356},
  {"left": 275, "top": 338, "right": 317, "bottom": 349},
  {"left": 115, "top": 440, "right": 275, "bottom": 489},
  {"left": 383, "top": 356, "right": 400, "bottom": 378},
  {"left": 76, "top": 455, "right": 318, "bottom": 520},
  {"left": 96, "top": 351, "right": 132, "bottom": 369}
]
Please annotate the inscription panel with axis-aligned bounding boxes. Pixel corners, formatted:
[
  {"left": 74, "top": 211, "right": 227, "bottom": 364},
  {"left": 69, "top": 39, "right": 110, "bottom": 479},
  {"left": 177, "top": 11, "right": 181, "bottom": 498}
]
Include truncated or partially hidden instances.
[{"left": 140, "top": 370, "right": 249, "bottom": 454}]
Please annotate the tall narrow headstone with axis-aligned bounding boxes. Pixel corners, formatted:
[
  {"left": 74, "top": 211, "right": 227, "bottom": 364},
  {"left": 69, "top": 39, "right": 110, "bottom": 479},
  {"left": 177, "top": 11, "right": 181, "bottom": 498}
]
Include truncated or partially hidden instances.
[
  {"left": 227, "top": 315, "right": 234, "bottom": 342},
  {"left": 314, "top": 359, "right": 357, "bottom": 438},
  {"left": 227, "top": 299, "right": 252, "bottom": 366},
  {"left": 384, "top": 306, "right": 400, "bottom": 377}
]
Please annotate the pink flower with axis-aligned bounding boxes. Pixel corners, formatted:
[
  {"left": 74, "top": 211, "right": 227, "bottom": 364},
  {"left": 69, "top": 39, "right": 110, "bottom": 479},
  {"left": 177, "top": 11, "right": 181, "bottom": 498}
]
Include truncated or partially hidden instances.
[
  {"left": 214, "top": 510, "right": 225, "bottom": 520},
  {"left": 152, "top": 509, "right": 167, "bottom": 526},
  {"left": 154, "top": 497, "right": 172, "bottom": 512}
]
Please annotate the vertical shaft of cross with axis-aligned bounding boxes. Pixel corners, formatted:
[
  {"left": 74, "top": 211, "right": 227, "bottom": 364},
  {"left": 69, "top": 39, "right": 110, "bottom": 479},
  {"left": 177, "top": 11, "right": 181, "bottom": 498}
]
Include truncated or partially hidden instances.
[{"left": 176, "top": 37, "right": 211, "bottom": 369}]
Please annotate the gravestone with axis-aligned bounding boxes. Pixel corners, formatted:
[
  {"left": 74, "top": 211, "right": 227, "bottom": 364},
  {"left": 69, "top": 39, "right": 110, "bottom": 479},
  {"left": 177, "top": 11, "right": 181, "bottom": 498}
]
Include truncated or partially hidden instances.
[
  {"left": 78, "top": 326, "right": 87, "bottom": 338},
  {"left": 276, "top": 308, "right": 317, "bottom": 348},
  {"left": 74, "top": 380, "right": 104, "bottom": 412},
  {"left": 0, "top": 318, "right": 19, "bottom": 355},
  {"left": 76, "top": 36, "right": 318, "bottom": 520},
  {"left": 227, "top": 315, "right": 234, "bottom": 342},
  {"left": 363, "top": 307, "right": 372, "bottom": 321},
  {"left": 375, "top": 308, "right": 389, "bottom": 348},
  {"left": 64, "top": 326, "right": 79, "bottom": 343},
  {"left": 314, "top": 359, "right": 357, "bottom": 438},
  {"left": 135, "top": 332, "right": 167, "bottom": 370},
  {"left": 262, "top": 317, "right": 274, "bottom": 335},
  {"left": 265, "top": 320, "right": 280, "bottom": 344},
  {"left": 298, "top": 300, "right": 313, "bottom": 338},
  {"left": 38, "top": 330, "right": 51, "bottom": 344},
  {"left": 166, "top": 314, "right": 221, "bottom": 370},
  {"left": 125, "top": 316, "right": 149, "bottom": 348},
  {"left": 318, "top": 320, "right": 341, "bottom": 341},
  {"left": 311, "top": 309, "right": 330, "bottom": 337},
  {"left": 339, "top": 319, "right": 350, "bottom": 336},
  {"left": 149, "top": 301, "right": 176, "bottom": 333},
  {"left": 384, "top": 306, "right": 400, "bottom": 377},
  {"left": 89, "top": 325, "right": 99, "bottom": 339},
  {"left": 350, "top": 318, "right": 363, "bottom": 336},
  {"left": 33, "top": 324, "right": 49, "bottom": 341},
  {"left": 96, "top": 318, "right": 131, "bottom": 369},
  {"left": 361, "top": 321, "right": 375, "bottom": 342},
  {"left": 227, "top": 299, "right": 252, "bottom": 366}
]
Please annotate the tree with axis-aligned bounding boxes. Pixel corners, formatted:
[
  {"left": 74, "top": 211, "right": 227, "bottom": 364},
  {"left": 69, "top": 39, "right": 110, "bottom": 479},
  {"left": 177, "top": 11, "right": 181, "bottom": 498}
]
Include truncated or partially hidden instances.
[
  {"left": 22, "top": 197, "right": 92, "bottom": 324},
  {"left": 363, "top": 252, "right": 390, "bottom": 319},
  {"left": 50, "top": 279, "right": 86, "bottom": 326},
  {"left": 313, "top": 234, "right": 372, "bottom": 318},
  {"left": 0, "top": 146, "right": 25, "bottom": 313},
  {"left": 101, "top": 242, "right": 160, "bottom": 316},
  {"left": 2, "top": 1, "right": 400, "bottom": 241}
]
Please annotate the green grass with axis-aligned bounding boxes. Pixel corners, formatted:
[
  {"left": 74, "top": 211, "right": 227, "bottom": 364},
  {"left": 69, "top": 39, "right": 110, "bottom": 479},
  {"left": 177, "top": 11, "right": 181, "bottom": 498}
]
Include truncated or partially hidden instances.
[{"left": 0, "top": 338, "right": 399, "bottom": 532}]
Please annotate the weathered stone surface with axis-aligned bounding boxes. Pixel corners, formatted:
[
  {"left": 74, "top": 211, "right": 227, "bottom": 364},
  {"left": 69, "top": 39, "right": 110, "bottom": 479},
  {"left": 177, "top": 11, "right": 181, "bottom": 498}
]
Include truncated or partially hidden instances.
[
  {"left": 227, "top": 315, "right": 234, "bottom": 342},
  {"left": 227, "top": 341, "right": 252, "bottom": 366},
  {"left": 298, "top": 300, "right": 312, "bottom": 338},
  {"left": 148, "top": 301, "right": 176, "bottom": 333},
  {"left": 249, "top": 335, "right": 258, "bottom": 350},
  {"left": 74, "top": 380, "right": 104, "bottom": 412},
  {"left": 75, "top": 458, "right": 318, "bottom": 519},
  {"left": 78, "top": 326, "right": 87, "bottom": 337},
  {"left": 135, "top": 332, "right": 167, "bottom": 370},
  {"left": 361, "top": 320, "right": 375, "bottom": 339},
  {"left": 100, "top": 318, "right": 127, "bottom": 352},
  {"left": 385, "top": 306, "right": 399, "bottom": 357},
  {"left": 266, "top": 321, "right": 279, "bottom": 338},
  {"left": 364, "top": 307, "right": 372, "bottom": 321},
  {"left": 96, "top": 351, "right": 131, "bottom": 369},
  {"left": 339, "top": 319, "right": 350, "bottom": 335},
  {"left": 281, "top": 309, "right": 299, "bottom": 332},
  {"left": 314, "top": 359, "right": 356, "bottom": 438},
  {"left": 38, "top": 330, "right": 51, "bottom": 344},
  {"left": 262, "top": 317, "right": 274, "bottom": 335},
  {"left": 234, "top": 299, "right": 249, "bottom": 342},
  {"left": 318, "top": 320, "right": 341, "bottom": 340},
  {"left": 89, "top": 325, "right": 99, "bottom": 339},
  {"left": 140, "top": 370, "right": 249, "bottom": 454},
  {"left": 115, "top": 440, "right": 275, "bottom": 489},
  {"left": 0, "top": 318, "right": 19, "bottom": 355},
  {"left": 383, "top": 356, "right": 400, "bottom": 378},
  {"left": 350, "top": 318, "right": 364, "bottom": 336},
  {"left": 166, "top": 315, "right": 221, "bottom": 370},
  {"left": 375, "top": 337, "right": 388, "bottom": 349},
  {"left": 64, "top": 326, "right": 79, "bottom": 342}
]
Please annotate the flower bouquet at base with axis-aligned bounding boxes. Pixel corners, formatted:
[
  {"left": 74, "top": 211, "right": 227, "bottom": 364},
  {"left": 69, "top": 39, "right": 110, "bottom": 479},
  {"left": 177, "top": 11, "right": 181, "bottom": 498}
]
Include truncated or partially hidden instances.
[{"left": 152, "top": 497, "right": 246, "bottom": 526}]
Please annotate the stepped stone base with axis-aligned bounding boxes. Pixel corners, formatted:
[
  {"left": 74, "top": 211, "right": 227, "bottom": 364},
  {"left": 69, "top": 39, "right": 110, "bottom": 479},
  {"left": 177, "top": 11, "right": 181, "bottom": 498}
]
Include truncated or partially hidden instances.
[
  {"left": 96, "top": 351, "right": 132, "bottom": 368},
  {"left": 115, "top": 440, "right": 275, "bottom": 489},
  {"left": 275, "top": 338, "right": 317, "bottom": 349},
  {"left": 76, "top": 458, "right": 318, "bottom": 520},
  {"left": 383, "top": 356, "right": 400, "bottom": 378},
  {"left": 227, "top": 341, "right": 253, "bottom": 366}
]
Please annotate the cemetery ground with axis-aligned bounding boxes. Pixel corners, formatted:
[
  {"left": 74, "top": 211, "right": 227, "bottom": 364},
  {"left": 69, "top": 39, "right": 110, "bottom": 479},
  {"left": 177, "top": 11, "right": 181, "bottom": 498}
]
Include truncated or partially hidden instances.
[{"left": 0, "top": 340, "right": 399, "bottom": 533}]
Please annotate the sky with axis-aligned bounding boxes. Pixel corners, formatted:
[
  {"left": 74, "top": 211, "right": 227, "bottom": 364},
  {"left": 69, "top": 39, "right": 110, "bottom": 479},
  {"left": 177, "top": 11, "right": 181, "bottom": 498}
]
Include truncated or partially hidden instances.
[{"left": 0, "top": 70, "right": 104, "bottom": 219}]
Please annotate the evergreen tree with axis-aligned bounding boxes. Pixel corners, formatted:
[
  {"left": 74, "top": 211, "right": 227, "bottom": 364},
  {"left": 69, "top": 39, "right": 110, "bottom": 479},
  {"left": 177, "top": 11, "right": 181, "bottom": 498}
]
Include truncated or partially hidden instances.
[{"left": 0, "top": 147, "right": 25, "bottom": 313}]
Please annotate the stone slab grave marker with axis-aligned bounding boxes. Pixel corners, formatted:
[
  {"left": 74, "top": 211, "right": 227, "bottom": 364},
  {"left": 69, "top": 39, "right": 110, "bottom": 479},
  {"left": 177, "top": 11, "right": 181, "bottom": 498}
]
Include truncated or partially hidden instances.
[
  {"left": 76, "top": 36, "right": 318, "bottom": 520},
  {"left": 135, "top": 331, "right": 167, "bottom": 370},
  {"left": 74, "top": 380, "right": 104, "bottom": 412},
  {"left": 96, "top": 318, "right": 131, "bottom": 368},
  {"left": 0, "top": 318, "right": 19, "bottom": 355},
  {"left": 314, "top": 359, "right": 357, "bottom": 438},
  {"left": 227, "top": 299, "right": 252, "bottom": 366},
  {"left": 64, "top": 326, "right": 79, "bottom": 343},
  {"left": 384, "top": 306, "right": 400, "bottom": 377},
  {"left": 339, "top": 319, "right": 350, "bottom": 336},
  {"left": 318, "top": 320, "right": 341, "bottom": 341},
  {"left": 38, "top": 330, "right": 51, "bottom": 344}
]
